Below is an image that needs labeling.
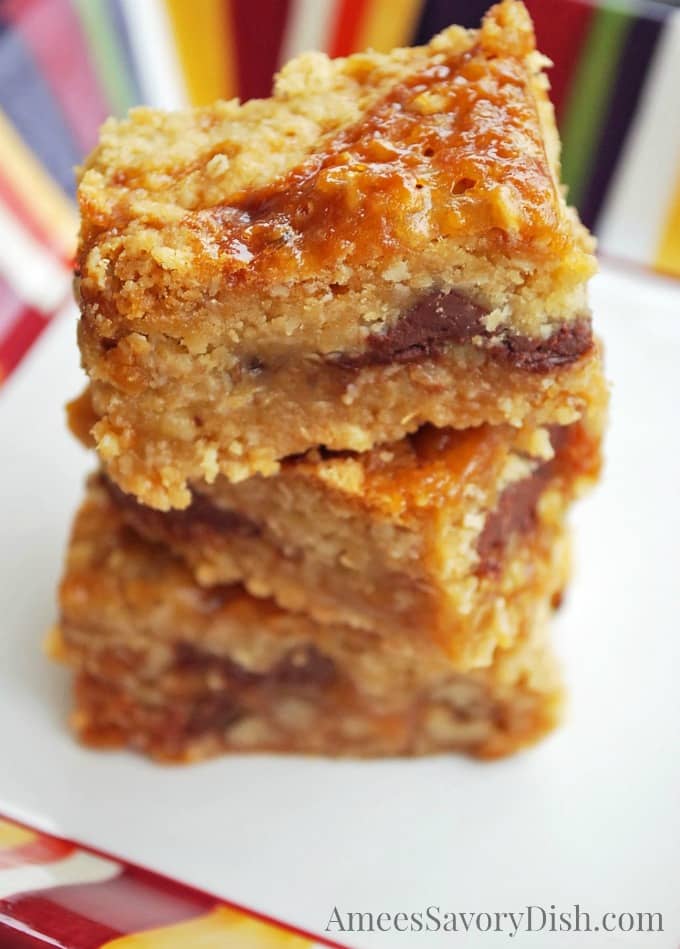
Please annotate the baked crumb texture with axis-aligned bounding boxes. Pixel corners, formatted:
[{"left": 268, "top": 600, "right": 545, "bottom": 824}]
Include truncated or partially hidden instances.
[
  {"left": 76, "top": 0, "right": 599, "bottom": 509},
  {"left": 53, "top": 478, "right": 565, "bottom": 761},
  {"left": 103, "top": 399, "right": 604, "bottom": 669},
  {"left": 56, "top": 0, "right": 608, "bottom": 762}
]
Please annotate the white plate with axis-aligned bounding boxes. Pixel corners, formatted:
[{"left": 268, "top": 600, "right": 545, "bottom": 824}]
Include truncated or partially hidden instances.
[{"left": 1, "top": 263, "right": 678, "bottom": 949}]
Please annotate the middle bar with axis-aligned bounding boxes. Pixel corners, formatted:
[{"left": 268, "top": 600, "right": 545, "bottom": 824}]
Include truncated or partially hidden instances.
[{"left": 98, "top": 401, "right": 604, "bottom": 669}]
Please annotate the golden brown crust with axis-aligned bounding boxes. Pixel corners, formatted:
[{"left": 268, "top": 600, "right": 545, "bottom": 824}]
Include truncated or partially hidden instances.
[
  {"left": 77, "top": 1, "right": 590, "bottom": 332},
  {"left": 73, "top": 1, "right": 601, "bottom": 506},
  {"left": 53, "top": 478, "right": 566, "bottom": 761},
  {"left": 100, "top": 412, "right": 602, "bottom": 666}
]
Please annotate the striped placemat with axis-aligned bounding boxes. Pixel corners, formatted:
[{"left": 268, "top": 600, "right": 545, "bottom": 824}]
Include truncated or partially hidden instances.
[
  {"left": 0, "top": 0, "right": 678, "bottom": 384},
  {"left": 0, "top": 814, "right": 346, "bottom": 948}
]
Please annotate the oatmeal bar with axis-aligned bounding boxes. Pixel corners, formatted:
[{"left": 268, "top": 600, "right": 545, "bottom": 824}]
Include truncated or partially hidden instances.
[
  {"left": 51, "top": 477, "right": 566, "bottom": 760},
  {"left": 76, "top": 0, "right": 599, "bottom": 509},
  {"left": 100, "top": 397, "right": 602, "bottom": 667}
]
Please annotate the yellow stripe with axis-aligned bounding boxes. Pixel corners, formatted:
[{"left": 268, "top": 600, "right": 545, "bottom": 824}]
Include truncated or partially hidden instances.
[
  {"left": 356, "top": 0, "right": 424, "bottom": 52},
  {"left": 164, "top": 0, "right": 237, "bottom": 105},
  {"left": 0, "top": 111, "right": 78, "bottom": 259},
  {"left": 656, "top": 172, "right": 680, "bottom": 277},
  {"left": 101, "top": 904, "right": 314, "bottom": 948},
  {"left": 0, "top": 820, "right": 36, "bottom": 850}
]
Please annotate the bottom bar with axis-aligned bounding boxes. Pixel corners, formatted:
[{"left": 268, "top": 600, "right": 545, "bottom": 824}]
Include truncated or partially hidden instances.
[{"left": 51, "top": 478, "right": 569, "bottom": 762}]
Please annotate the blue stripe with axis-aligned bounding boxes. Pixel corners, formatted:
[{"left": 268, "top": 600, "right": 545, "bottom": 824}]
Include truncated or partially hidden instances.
[
  {"left": 0, "top": 27, "right": 80, "bottom": 195},
  {"left": 414, "top": 0, "right": 492, "bottom": 44}
]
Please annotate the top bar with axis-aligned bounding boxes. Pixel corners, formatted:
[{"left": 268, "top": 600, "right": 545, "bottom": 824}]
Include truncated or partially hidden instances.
[{"left": 76, "top": 0, "right": 599, "bottom": 509}]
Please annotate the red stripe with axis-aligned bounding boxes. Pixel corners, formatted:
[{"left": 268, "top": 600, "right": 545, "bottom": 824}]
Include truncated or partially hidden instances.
[
  {"left": 4, "top": 0, "right": 109, "bottom": 154},
  {"left": 525, "top": 0, "right": 594, "bottom": 120},
  {"left": 1, "top": 896, "right": 121, "bottom": 949},
  {"left": 2, "top": 879, "right": 214, "bottom": 945},
  {"left": 329, "top": 0, "right": 369, "bottom": 57},
  {"left": 0, "top": 173, "right": 69, "bottom": 263},
  {"left": 0, "top": 305, "right": 48, "bottom": 382},
  {"left": 230, "top": 0, "right": 292, "bottom": 101},
  {"left": 0, "top": 813, "right": 350, "bottom": 948},
  {"left": 0, "top": 837, "right": 73, "bottom": 870},
  {"left": 0, "top": 278, "right": 51, "bottom": 382}
]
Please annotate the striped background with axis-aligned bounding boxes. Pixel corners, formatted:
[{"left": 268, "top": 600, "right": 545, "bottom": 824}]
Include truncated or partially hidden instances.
[
  {"left": 0, "top": 0, "right": 678, "bottom": 381},
  {"left": 0, "top": 815, "right": 346, "bottom": 948}
]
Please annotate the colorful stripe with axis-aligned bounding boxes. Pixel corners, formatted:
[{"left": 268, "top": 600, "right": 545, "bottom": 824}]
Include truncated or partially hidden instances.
[
  {"left": 559, "top": 6, "right": 632, "bottom": 217},
  {"left": 0, "top": 189, "right": 70, "bottom": 383},
  {"left": 70, "top": 0, "right": 138, "bottom": 117},
  {"left": 165, "top": 0, "right": 237, "bottom": 105},
  {"left": 525, "top": 0, "right": 593, "bottom": 120},
  {"left": 0, "top": 200, "right": 71, "bottom": 312},
  {"left": 0, "top": 835, "right": 73, "bottom": 870},
  {"left": 657, "top": 173, "right": 680, "bottom": 277},
  {"left": 0, "top": 815, "right": 346, "bottom": 948},
  {"left": 233, "top": 0, "right": 291, "bottom": 97},
  {"left": 0, "top": 276, "right": 49, "bottom": 384},
  {"left": 0, "top": 17, "right": 80, "bottom": 194},
  {"left": 278, "top": 0, "right": 331, "bottom": 69},
  {"left": 328, "top": 0, "right": 368, "bottom": 58},
  {"left": 580, "top": 10, "right": 665, "bottom": 229},
  {"left": 599, "top": 8, "right": 680, "bottom": 275},
  {"left": 0, "top": 110, "right": 77, "bottom": 260},
  {"left": 413, "top": 0, "right": 491, "bottom": 43},
  {"left": 101, "top": 905, "right": 314, "bottom": 948},
  {"left": 355, "top": 0, "right": 423, "bottom": 53},
  {"left": 4, "top": 0, "right": 108, "bottom": 154},
  {"left": 108, "top": 0, "right": 144, "bottom": 105},
  {"left": 119, "top": 0, "right": 187, "bottom": 109},
  {"left": 0, "top": 168, "right": 63, "bottom": 260}
]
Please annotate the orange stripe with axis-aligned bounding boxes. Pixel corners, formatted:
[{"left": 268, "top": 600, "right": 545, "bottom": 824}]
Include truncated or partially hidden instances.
[
  {"left": 0, "top": 110, "right": 77, "bottom": 259},
  {"left": 0, "top": 835, "right": 74, "bottom": 869},
  {"left": 329, "top": 0, "right": 369, "bottom": 57},
  {"left": 355, "top": 0, "right": 423, "bottom": 52},
  {"left": 101, "top": 903, "right": 315, "bottom": 947},
  {"left": 656, "top": 171, "right": 680, "bottom": 277},
  {"left": 0, "top": 819, "right": 35, "bottom": 850},
  {"left": 164, "top": 0, "right": 237, "bottom": 104},
  {"left": 0, "top": 820, "right": 75, "bottom": 869}
]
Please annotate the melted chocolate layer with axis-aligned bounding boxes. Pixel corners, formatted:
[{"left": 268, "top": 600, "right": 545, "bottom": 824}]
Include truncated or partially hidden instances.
[
  {"left": 476, "top": 466, "right": 551, "bottom": 574},
  {"left": 175, "top": 642, "right": 338, "bottom": 690},
  {"left": 330, "top": 289, "right": 592, "bottom": 372},
  {"left": 475, "top": 425, "right": 572, "bottom": 574},
  {"left": 105, "top": 478, "right": 261, "bottom": 541}
]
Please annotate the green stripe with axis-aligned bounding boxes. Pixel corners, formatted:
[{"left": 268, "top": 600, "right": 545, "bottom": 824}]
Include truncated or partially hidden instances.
[
  {"left": 559, "top": 6, "right": 632, "bottom": 209},
  {"left": 73, "top": 0, "right": 137, "bottom": 116}
]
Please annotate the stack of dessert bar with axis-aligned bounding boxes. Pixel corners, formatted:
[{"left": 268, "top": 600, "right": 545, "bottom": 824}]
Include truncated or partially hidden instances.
[{"left": 52, "top": 1, "right": 607, "bottom": 761}]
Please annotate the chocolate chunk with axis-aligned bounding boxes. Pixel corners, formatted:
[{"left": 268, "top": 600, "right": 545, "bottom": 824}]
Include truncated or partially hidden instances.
[
  {"left": 274, "top": 645, "right": 337, "bottom": 688},
  {"left": 498, "top": 319, "right": 593, "bottom": 371},
  {"left": 330, "top": 289, "right": 486, "bottom": 368},
  {"left": 185, "top": 694, "right": 243, "bottom": 735},
  {"left": 328, "top": 288, "right": 592, "bottom": 372},
  {"left": 475, "top": 424, "right": 576, "bottom": 574},
  {"left": 175, "top": 642, "right": 337, "bottom": 692},
  {"left": 476, "top": 468, "right": 548, "bottom": 574},
  {"left": 175, "top": 642, "right": 261, "bottom": 685},
  {"left": 104, "top": 477, "right": 261, "bottom": 541}
]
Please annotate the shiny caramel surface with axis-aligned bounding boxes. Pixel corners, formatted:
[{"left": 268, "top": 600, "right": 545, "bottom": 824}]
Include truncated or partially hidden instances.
[
  {"left": 78, "top": 2, "right": 581, "bottom": 304},
  {"left": 190, "top": 5, "right": 564, "bottom": 285},
  {"left": 359, "top": 425, "right": 510, "bottom": 516}
]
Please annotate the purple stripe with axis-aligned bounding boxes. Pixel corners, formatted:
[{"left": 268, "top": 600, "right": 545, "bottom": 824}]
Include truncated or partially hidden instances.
[
  {"left": 6, "top": 0, "right": 110, "bottom": 154},
  {"left": 413, "top": 0, "right": 491, "bottom": 44},
  {"left": 0, "top": 25, "right": 80, "bottom": 194},
  {"left": 581, "top": 7, "right": 668, "bottom": 229}
]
